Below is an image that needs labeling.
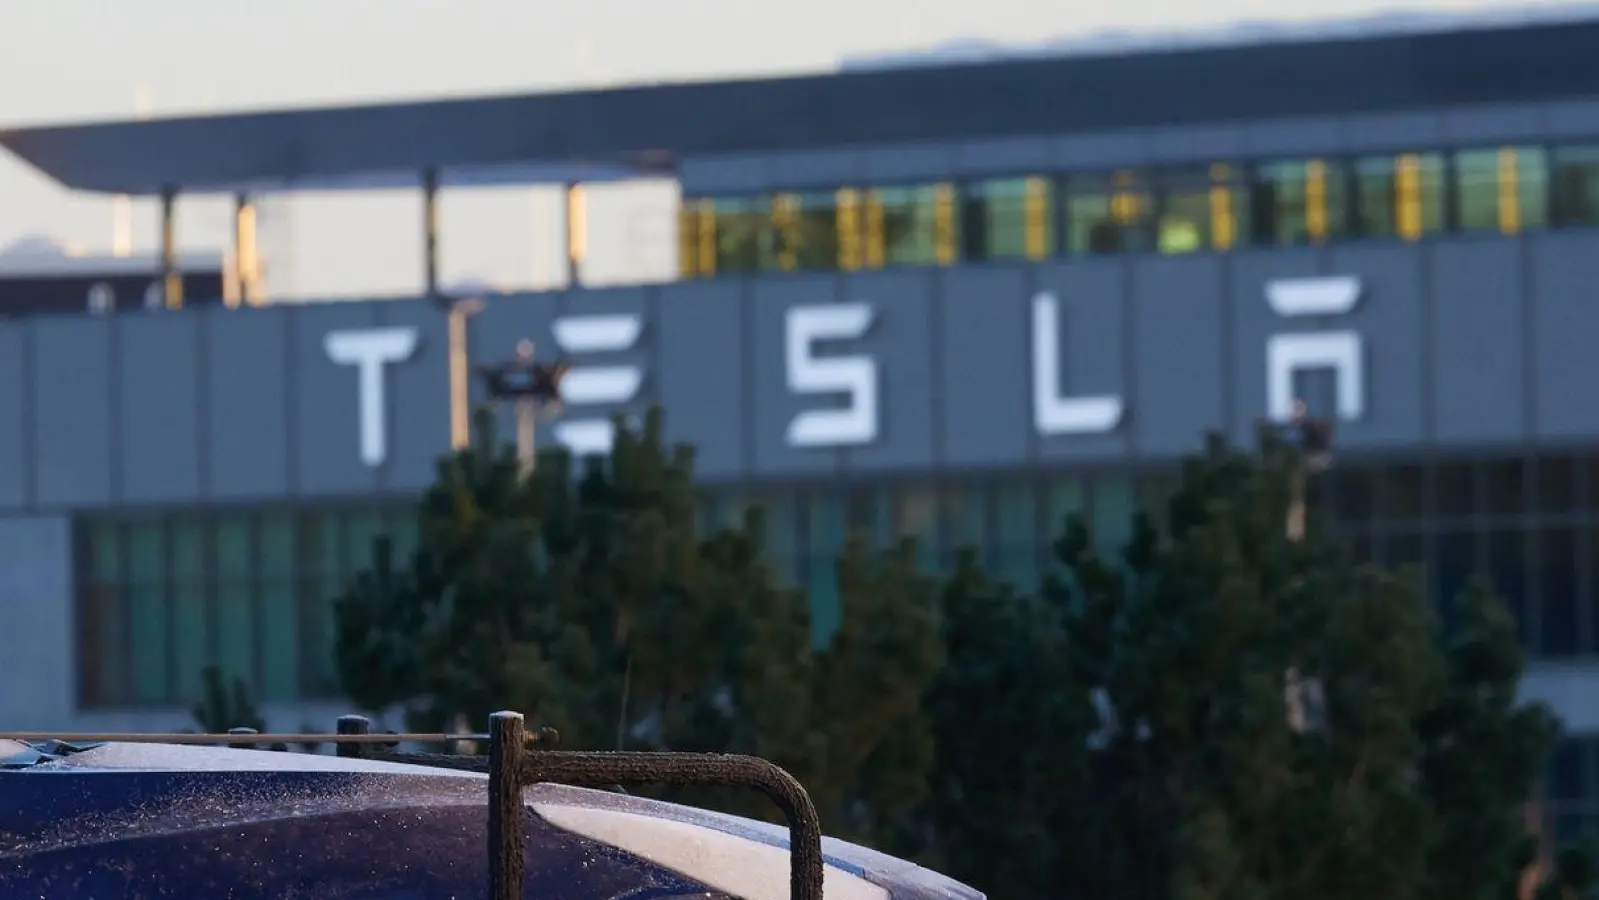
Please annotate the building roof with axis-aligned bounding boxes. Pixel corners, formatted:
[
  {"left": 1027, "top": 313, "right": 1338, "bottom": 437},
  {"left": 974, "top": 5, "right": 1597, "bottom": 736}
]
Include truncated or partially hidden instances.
[{"left": 7, "top": 15, "right": 1599, "bottom": 197}]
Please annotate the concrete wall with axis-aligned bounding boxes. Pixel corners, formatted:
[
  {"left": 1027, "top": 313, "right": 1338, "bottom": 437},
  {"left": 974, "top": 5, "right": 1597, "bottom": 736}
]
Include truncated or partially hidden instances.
[{"left": 1, "top": 232, "right": 1598, "bottom": 515}]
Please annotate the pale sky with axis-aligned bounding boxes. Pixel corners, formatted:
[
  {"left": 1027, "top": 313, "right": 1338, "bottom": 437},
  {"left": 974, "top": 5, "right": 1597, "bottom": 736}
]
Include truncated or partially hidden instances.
[{"left": 0, "top": 0, "right": 1580, "bottom": 298}]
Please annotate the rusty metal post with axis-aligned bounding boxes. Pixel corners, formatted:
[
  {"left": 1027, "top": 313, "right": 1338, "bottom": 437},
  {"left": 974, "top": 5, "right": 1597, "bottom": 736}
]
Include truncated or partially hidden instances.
[
  {"left": 488, "top": 711, "right": 527, "bottom": 900},
  {"left": 337, "top": 715, "right": 372, "bottom": 759}
]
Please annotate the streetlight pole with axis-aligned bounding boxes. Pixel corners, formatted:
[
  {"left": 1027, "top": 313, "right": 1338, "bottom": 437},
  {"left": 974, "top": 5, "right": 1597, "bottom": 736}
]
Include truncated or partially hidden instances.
[
  {"left": 446, "top": 297, "right": 485, "bottom": 451},
  {"left": 1284, "top": 398, "right": 1333, "bottom": 734},
  {"left": 476, "top": 340, "right": 570, "bottom": 477},
  {"left": 514, "top": 340, "right": 538, "bottom": 472}
]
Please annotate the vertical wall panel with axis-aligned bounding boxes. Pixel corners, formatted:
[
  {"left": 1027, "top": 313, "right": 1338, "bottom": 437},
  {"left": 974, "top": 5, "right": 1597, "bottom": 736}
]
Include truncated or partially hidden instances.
[
  {"left": 841, "top": 270, "right": 937, "bottom": 474},
  {"left": 1228, "top": 249, "right": 1324, "bottom": 445},
  {"left": 1428, "top": 239, "right": 1527, "bottom": 444},
  {"left": 1033, "top": 261, "right": 1133, "bottom": 463},
  {"left": 749, "top": 275, "right": 847, "bottom": 478},
  {"left": 1531, "top": 233, "right": 1599, "bottom": 440},
  {"left": 117, "top": 314, "right": 202, "bottom": 504},
  {"left": 204, "top": 307, "right": 290, "bottom": 500},
  {"left": 374, "top": 298, "right": 452, "bottom": 493},
  {"left": 32, "top": 316, "right": 113, "bottom": 508},
  {"left": 0, "top": 324, "right": 26, "bottom": 510},
  {"left": 937, "top": 267, "right": 1032, "bottom": 469},
  {"left": 291, "top": 301, "right": 383, "bottom": 497},
  {"left": 1324, "top": 244, "right": 1428, "bottom": 450},
  {"left": 1130, "top": 256, "right": 1227, "bottom": 457},
  {"left": 655, "top": 282, "right": 747, "bottom": 482}
]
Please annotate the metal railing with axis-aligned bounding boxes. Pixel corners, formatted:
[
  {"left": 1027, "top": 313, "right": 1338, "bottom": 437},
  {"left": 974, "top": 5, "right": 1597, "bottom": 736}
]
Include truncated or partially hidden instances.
[{"left": 2, "top": 711, "right": 825, "bottom": 900}]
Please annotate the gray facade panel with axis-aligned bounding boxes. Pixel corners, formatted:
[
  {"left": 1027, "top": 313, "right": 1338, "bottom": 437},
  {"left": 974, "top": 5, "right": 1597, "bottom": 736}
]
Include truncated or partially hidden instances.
[
  {"left": 762, "top": 150, "right": 863, "bottom": 190},
  {"left": 1441, "top": 104, "right": 1549, "bottom": 144},
  {"left": 0, "top": 325, "right": 25, "bottom": 510},
  {"left": 291, "top": 301, "right": 383, "bottom": 496},
  {"left": 936, "top": 267, "right": 1031, "bottom": 469},
  {"left": 1338, "top": 111, "right": 1444, "bottom": 152},
  {"left": 1541, "top": 100, "right": 1599, "bottom": 139},
  {"left": 677, "top": 155, "right": 769, "bottom": 194},
  {"left": 1243, "top": 117, "right": 1344, "bottom": 158},
  {"left": 1228, "top": 249, "right": 1325, "bottom": 445},
  {"left": 1129, "top": 256, "right": 1227, "bottom": 457},
  {"left": 864, "top": 143, "right": 956, "bottom": 182},
  {"left": 374, "top": 299, "right": 452, "bottom": 493},
  {"left": 1428, "top": 239, "right": 1527, "bottom": 445},
  {"left": 467, "top": 292, "right": 563, "bottom": 454},
  {"left": 204, "top": 307, "right": 291, "bottom": 501},
  {"left": 953, "top": 137, "right": 1053, "bottom": 176},
  {"left": 26, "top": 233, "right": 1599, "bottom": 513},
  {"left": 32, "top": 316, "right": 112, "bottom": 509},
  {"left": 1032, "top": 261, "right": 1132, "bottom": 463},
  {"left": 654, "top": 281, "right": 747, "bottom": 481},
  {"left": 748, "top": 276, "right": 845, "bottom": 478},
  {"left": 1052, "top": 132, "right": 1149, "bottom": 171},
  {"left": 116, "top": 314, "right": 202, "bottom": 504},
  {"left": 1530, "top": 232, "right": 1599, "bottom": 439},
  {"left": 1326, "top": 243, "right": 1428, "bottom": 448},
  {"left": 840, "top": 271, "right": 937, "bottom": 473},
  {"left": 1146, "top": 125, "right": 1243, "bottom": 165}
]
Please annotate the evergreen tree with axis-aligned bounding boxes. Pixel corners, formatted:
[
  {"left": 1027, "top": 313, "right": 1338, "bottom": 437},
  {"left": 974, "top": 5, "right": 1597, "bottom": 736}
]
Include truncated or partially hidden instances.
[
  {"left": 332, "top": 406, "right": 939, "bottom": 849},
  {"left": 936, "top": 426, "right": 1562, "bottom": 900}
]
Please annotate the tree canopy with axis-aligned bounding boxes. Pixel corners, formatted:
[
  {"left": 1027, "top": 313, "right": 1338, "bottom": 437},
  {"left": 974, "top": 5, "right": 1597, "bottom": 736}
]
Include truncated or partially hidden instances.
[{"left": 316, "top": 410, "right": 1573, "bottom": 900}]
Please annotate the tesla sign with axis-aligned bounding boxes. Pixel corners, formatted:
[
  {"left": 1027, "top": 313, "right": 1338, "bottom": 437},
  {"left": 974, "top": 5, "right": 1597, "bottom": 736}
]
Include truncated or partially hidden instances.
[
  {"left": 325, "top": 327, "right": 420, "bottom": 467},
  {"left": 781, "top": 275, "right": 1366, "bottom": 449}
]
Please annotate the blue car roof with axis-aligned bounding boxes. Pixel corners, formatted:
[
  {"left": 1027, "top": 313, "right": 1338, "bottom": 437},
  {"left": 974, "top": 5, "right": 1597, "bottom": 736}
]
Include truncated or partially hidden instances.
[{"left": 0, "top": 742, "right": 983, "bottom": 900}]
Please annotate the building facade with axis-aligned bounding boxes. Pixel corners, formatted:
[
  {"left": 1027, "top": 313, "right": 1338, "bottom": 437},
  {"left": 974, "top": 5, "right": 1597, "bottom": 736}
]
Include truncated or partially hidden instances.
[{"left": 6, "top": 13, "right": 1599, "bottom": 836}]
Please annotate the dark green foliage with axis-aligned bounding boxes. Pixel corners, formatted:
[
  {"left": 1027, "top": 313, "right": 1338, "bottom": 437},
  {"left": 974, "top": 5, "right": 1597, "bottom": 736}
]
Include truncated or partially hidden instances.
[
  {"left": 332, "top": 406, "right": 939, "bottom": 849},
  {"left": 331, "top": 407, "right": 1563, "bottom": 899}
]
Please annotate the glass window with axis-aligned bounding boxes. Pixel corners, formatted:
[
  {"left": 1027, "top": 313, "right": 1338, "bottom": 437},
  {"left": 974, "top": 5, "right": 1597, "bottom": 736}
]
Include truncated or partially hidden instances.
[
  {"left": 805, "top": 490, "right": 847, "bottom": 561},
  {"left": 1250, "top": 158, "right": 1349, "bottom": 246},
  {"left": 1064, "top": 170, "right": 1153, "bottom": 255},
  {"left": 1354, "top": 153, "right": 1445, "bottom": 240},
  {"left": 1553, "top": 145, "right": 1599, "bottom": 228},
  {"left": 1091, "top": 475, "right": 1134, "bottom": 554},
  {"left": 1483, "top": 458, "right": 1526, "bottom": 519},
  {"left": 678, "top": 200, "right": 714, "bottom": 278},
  {"left": 1156, "top": 164, "right": 1246, "bottom": 254},
  {"left": 772, "top": 191, "right": 842, "bottom": 272},
  {"left": 1455, "top": 147, "right": 1549, "bottom": 234},
  {"left": 1332, "top": 463, "right": 1378, "bottom": 527},
  {"left": 85, "top": 521, "right": 121, "bottom": 581},
  {"left": 170, "top": 520, "right": 208, "bottom": 706},
  {"left": 867, "top": 184, "right": 954, "bottom": 267},
  {"left": 711, "top": 196, "right": 767, "bottom": 274},
  {"left": 807, "top": 555, "right": 840, "bottom": 650},
  {"left": 1549, "top": 739, "right": 1589, "bottom": 805},
  {"left": 1434, "top": 529, "right": 1477, "bottom": 627},
  {"left": 346, "top": 510, "right": 390, "bottom": 576},
  {"left": 1486, "top": 528, "right": 1529, "bottom": 644},
  {"left": 1044, "top": 474, "right": 1087, "bottom": 543},
  {"left": 1380, "top": 464, "right": 1427, "bottom": 521},
  {"left": 1435, "top": 461, "right": 1477, "bottom": 520},
  {"left": 961, "top": 177, "right": 1053, "bottom": 261},
  {"left": 1539, "top": 527, "right": 1581, "bottom": 658},
  {"left": 943, "top": 481, "right": 991, "bottom": 558},
  {"left": 215, "top": 518, "right": 257, "bottom": 695},
  {"left": 756, "top": 491, "right": 801, "bottom": 585},
  {"left": 1538, "top": 455, "right": 1581, "bottom": 514}
]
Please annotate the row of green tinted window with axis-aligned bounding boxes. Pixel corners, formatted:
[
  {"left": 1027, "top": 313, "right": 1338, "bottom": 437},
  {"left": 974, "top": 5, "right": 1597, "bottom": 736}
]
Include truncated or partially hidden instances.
[
  {"left": 679, "top": 144, "right": 1599, "bottom": 276},
  {"left": 74, "top": 471, "right": 1156, "bottom": 709},
  {"left": 75, "top": 451, "right": 1599, "bottom": 709}
]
